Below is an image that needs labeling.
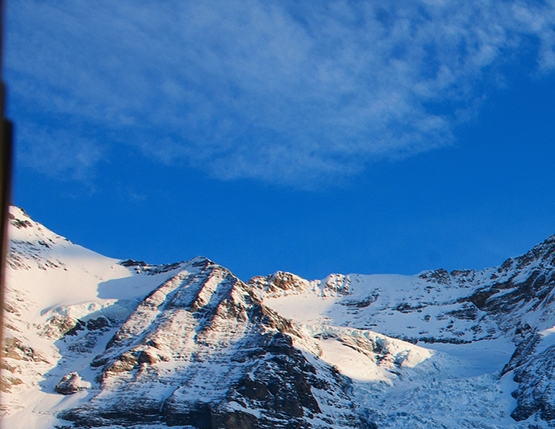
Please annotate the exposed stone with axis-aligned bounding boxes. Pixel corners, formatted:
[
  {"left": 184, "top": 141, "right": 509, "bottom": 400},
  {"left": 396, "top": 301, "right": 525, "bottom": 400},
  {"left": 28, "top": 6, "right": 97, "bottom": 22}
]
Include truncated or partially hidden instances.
[
  {"left": 249, "top": 271, "right": 309, "bottom": 295},
  {"left": 0, "top": 375, "right": 24, "bottom": 393},
  {"left": 445, "top": 303, "right": 479, "bottom": 321},
  {"left": 55, "top": 372, "right": 91, "bottom": 395},
  {"left": 86, "top": 317, "right": 110, "bottom": 331},
  {"left": 502, "top": 333, "right": 541, "bottom": 375},
  {"left": 137, "top": 347, "right": 165, "bottom": 365},
  {"left": 511, "top": 346, "right": 555, "bottom": 422},
  {"left": 103, "top": 352, "right": 139, "bottom": 374},
  {"left": 39, "top": 315, "right": 86, "bottom": 339},
  {"left": 2, "top": 337, "right": 48, "bottom": 363}
]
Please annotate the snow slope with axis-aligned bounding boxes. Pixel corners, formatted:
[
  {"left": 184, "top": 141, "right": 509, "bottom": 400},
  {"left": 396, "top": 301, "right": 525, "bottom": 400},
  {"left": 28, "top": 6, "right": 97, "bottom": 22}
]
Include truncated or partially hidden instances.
[
  {"left": 4, "top": 207, "right": 555, "bottom": 428},
  {"left": 3, "top": 207, "right": 188, "bottom": 428}
]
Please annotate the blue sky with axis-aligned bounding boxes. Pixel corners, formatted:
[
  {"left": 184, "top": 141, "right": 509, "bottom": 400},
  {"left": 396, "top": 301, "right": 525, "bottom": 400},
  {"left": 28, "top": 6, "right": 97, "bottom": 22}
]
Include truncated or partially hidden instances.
[{"left": 5, "top": 0, "right": 555, "bottom": 281}]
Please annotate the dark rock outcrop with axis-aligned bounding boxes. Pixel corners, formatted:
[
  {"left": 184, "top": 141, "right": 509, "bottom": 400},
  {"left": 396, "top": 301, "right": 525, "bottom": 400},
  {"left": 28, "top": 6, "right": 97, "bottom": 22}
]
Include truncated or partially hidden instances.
[{"left": 55, "top": 372, "right": 91, "bottom": 395}]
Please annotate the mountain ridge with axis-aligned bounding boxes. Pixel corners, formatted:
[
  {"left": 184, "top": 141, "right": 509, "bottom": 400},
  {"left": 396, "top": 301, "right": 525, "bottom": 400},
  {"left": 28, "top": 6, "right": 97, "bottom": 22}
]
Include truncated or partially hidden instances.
[{"left": 3, "top": 206, "right": 555, "bottom": 428}]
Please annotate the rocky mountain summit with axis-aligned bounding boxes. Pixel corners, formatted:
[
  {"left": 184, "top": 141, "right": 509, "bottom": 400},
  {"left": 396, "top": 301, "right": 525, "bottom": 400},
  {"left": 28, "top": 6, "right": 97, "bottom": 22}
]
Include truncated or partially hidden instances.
[{"left": 3, "top": 206, "right": 555, "bottom": 428}]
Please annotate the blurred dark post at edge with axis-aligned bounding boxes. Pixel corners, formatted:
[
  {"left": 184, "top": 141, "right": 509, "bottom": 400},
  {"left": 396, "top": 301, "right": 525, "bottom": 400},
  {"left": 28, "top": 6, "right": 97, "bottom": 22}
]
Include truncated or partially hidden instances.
[
  {"left": 0, "top": 97, "right": 8, "bottom": 427},
  {"left": 0, "top": 0, "right": 13, "bottom": 424}
]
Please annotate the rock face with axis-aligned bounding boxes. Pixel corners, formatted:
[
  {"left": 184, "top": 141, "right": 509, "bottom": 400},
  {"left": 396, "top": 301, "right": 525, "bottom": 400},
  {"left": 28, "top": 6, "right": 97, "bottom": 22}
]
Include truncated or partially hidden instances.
[
  {"left": 55, "top": 372, "right": 91, "bottom": 395},
  {"left": 56, "top": 260, "right": 361, "bottom": 428},
  {"left": 5, "top": 205, "right": 555, "bottom": 428}
]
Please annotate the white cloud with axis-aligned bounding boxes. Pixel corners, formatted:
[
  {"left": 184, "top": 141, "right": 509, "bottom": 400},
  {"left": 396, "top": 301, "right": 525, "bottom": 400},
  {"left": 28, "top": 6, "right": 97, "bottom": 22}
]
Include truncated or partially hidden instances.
[{"left": 6, "top": 0, "right": 555, "bottom": 187}]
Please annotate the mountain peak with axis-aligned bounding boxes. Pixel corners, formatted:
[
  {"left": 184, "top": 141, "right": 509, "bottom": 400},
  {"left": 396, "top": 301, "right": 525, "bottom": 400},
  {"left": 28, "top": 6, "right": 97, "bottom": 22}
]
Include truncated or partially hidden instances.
[{"left": 5, "top": 209, "right": 555, "bottom": 428}]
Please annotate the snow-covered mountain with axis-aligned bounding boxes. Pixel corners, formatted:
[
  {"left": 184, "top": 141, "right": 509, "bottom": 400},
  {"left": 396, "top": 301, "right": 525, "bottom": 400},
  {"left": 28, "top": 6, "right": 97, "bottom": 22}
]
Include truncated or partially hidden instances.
[{"left": 3, "top": 206, "right": 555, "bottom": 428}]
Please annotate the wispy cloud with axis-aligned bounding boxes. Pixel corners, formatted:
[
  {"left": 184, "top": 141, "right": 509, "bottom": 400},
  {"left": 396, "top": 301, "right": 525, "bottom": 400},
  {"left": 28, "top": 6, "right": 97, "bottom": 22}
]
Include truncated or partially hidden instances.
[
  {"left": 16, "top": 123, "right": 105, "bottom": 181},
  {"left": 6, "top": 0, "right": 555, "bottom": 187}
]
